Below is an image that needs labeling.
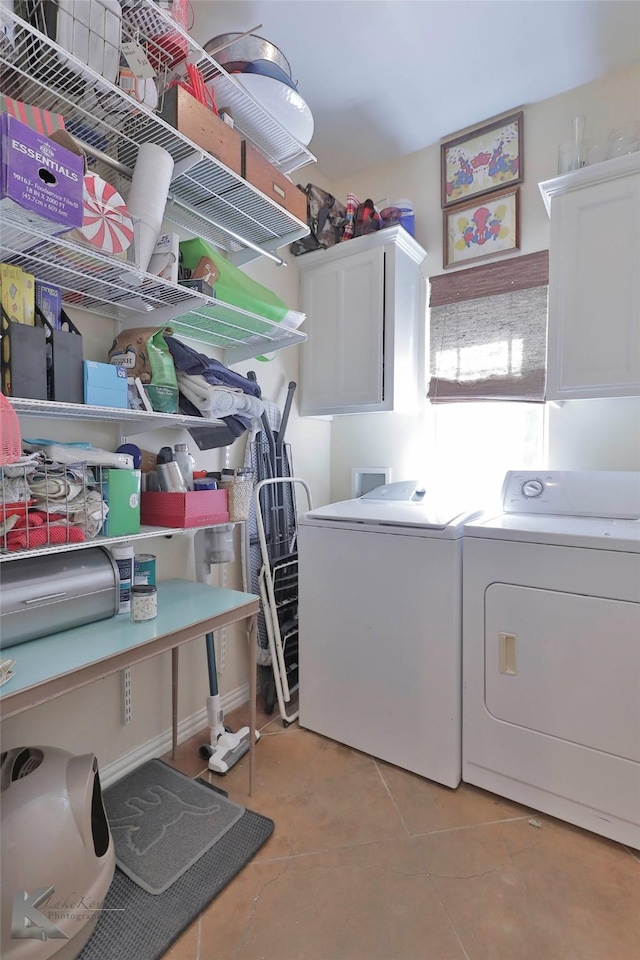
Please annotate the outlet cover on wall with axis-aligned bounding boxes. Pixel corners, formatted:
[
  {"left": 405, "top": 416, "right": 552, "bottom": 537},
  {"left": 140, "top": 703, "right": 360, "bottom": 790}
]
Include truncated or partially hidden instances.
[{"left": 351, "top": 467, "right": 392, "bottom": 499}]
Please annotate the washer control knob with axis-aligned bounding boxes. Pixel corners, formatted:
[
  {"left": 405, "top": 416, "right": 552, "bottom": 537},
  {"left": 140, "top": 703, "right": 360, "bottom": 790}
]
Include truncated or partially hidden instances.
[{"left": 522, "top": 479, "right": 544, "bottom": 498}]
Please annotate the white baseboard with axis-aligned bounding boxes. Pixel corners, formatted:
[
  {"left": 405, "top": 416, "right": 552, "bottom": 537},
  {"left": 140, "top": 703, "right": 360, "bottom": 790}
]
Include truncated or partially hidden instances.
[{"left": 100, "top": 681, "right": 249, "bottom": 787}]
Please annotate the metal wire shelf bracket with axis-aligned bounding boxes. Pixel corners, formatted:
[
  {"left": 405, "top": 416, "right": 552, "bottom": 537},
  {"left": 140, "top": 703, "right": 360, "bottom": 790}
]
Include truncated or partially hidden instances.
[
  {"left": 0, "top": 208, "right": 307, "bottom": 358},
  {"left": 173, "top": 324, "right": 306, "bottom": 365},
  {"left": 120, "top": 0, "right": 317, "bottom": 175},
  {"left": 6, "top": 397, "right": 229, "bottom": 432},
  {"left": 0, "top": 525, "right": 190, "bottom": 563},
  {"left": 122, "top": 667, "right": 133, "bottom": 725},
  {"left": 0, "top": 4, "right": 311, "bottom": 265},
  {"left": 0, "top": 210, "right": 210, "bottom": 318}
]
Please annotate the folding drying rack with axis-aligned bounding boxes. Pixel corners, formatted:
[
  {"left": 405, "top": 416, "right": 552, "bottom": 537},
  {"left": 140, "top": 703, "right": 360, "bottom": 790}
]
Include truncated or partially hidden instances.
[
  {"left": 240, "top": 376, "right": 313, "bottom": 723},
  {"left": 254, "top": 476, "right": 312, "bottom": 725}
]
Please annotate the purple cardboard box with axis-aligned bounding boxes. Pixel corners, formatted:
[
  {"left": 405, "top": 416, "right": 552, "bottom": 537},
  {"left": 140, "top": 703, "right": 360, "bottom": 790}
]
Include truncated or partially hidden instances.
[{"left": 0, "top": 114, "right": 83, "bottom": 229}]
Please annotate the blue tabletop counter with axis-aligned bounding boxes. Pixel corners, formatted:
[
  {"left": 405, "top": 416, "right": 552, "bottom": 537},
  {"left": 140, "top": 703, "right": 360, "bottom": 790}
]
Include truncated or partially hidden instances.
[{"left": 0, "top": 579, "right": 260, "bottom": 718}]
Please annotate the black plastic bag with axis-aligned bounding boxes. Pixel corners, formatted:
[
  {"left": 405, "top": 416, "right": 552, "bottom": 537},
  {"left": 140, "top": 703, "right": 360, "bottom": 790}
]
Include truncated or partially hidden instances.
[{"left": 290, "top": 184, "right": 347, "bottom": 255}]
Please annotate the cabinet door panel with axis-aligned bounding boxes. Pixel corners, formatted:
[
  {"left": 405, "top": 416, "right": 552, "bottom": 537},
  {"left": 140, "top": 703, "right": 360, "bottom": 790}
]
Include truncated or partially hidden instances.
[
  {"left": 301, "top": 247, "right": 384, "bottom": 414},
  {"left": 547, "top": 173, "right": 640, "bottom": 399},
  {"left": 338, "top": 249, "right": 385, "bottom": 405},
  {"left": 300, "top": 266, "right": 343, "bottom": 409}
]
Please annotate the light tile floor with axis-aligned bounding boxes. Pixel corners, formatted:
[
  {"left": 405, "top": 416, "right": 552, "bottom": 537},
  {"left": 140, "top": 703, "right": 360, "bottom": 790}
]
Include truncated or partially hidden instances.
[{"left": 160, "top": 701, "right": 640, "bottom": 960}]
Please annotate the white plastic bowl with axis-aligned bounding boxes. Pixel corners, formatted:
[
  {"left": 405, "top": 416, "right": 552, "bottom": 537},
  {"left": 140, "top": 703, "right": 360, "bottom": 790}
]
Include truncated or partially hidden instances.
[{"left": 212, "top": 73, "right": 314, "bottom": 147}]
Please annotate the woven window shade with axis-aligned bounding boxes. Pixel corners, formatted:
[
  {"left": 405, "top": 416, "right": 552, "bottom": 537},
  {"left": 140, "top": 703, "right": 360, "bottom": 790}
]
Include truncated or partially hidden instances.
[{"left": 428, "top": 251, "right": 549, "bottom": 402}]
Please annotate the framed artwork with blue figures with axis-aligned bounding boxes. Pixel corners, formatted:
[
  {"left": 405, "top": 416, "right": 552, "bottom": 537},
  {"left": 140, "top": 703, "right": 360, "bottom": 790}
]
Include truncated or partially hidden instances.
[
  {"left": 443, "top": 185, "right": 520, "bottom": 269},
  {"left": 441, "top": 111, "right": 523, "bottom": 208}
]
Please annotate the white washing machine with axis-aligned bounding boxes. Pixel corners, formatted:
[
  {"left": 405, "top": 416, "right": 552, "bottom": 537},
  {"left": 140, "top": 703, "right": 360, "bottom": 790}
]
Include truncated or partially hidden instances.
[
  {"left": 463, "top": 470, "right": 640, "bottom": 848},
  {"left": 298, "top": 481, "right": 481, "bottom": 788}
]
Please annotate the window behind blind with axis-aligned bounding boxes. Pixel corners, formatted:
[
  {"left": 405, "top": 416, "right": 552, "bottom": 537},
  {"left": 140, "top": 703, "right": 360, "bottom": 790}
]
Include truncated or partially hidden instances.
[{"left": 428, "top": 251, "right": 549, "bottom": 402}]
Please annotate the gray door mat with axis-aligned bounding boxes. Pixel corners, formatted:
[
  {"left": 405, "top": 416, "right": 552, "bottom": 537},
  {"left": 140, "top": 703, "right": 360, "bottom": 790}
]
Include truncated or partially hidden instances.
[
  {"left": 79, "top": 779, "right": 274, "bottom": 960},
  {"left": 103, "top": 759, "right": 245, "bottom": 894}
]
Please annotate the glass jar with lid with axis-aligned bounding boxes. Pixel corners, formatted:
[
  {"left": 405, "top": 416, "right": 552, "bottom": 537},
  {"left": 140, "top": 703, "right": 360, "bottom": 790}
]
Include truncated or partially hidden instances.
[{"left": 131, "top": 585, "right": 158, "bottom": 622}]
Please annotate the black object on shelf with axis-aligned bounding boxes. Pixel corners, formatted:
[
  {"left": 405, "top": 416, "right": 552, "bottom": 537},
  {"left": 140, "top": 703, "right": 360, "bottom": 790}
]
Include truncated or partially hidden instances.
[
  {"left": 179, "top": 278, "right": 215, "bottom": 298},
  {"left": 1, "top": 304, "right": 48, "bottom": 400},
  {"left": 39, "top": 306, "right": 84, "bottom": 405},
  {"left": 156, "top": 446, "right": 176, "bottom": 464}
]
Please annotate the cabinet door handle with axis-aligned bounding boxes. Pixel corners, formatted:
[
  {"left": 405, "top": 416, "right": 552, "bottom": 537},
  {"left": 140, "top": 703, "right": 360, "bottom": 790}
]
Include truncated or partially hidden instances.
[{"left": 24, "top": 592, "right": 67, "bottom": 605}]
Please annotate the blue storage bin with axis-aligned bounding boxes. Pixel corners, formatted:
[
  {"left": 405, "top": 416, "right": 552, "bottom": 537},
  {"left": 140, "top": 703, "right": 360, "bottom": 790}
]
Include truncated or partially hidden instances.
[{"left": 391, "top": 198, "right": 415, "bottom": 236}]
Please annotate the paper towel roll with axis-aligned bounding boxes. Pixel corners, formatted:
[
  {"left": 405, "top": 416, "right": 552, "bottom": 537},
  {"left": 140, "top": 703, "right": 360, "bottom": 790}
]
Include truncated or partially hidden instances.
[
  {"left": 127, "top": 143, "right": 174, "bottom": 271},
  {"left": 128, "top": 143, "right": 174, "bottom": 211}
]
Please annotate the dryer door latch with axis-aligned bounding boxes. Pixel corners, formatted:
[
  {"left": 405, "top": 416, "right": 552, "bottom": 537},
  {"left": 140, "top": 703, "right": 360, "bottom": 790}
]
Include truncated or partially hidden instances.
[{"left": 499, "top": 633, "right": 518, "bottom": 676}]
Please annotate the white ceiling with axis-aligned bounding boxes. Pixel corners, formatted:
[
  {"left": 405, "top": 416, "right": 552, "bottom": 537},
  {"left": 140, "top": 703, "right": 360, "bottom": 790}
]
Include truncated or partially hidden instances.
[{"left": 192, "top": 1, "right": 640, "bottom": 181}]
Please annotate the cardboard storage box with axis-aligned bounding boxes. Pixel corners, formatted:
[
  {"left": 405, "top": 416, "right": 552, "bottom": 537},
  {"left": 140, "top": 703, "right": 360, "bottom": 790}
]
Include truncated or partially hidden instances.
[
  {"left": 83, "top": 361, "right": 128, "bottom": 408},
  {"left": 0, "top": 95, "right": 65, "bottom": 136},
  {"left": 22, "top": 270, "right": 34, "bottom": 326},
  {"left": 1, "top": 308, "right": 47, "bottom": 399},
  {"left": 161, "top": 87, "right": 243, "bottom": 176},
  {"left": 0, "top": 264, "right": 35, "bottom": 325},
  {"left": 0, "top": 264, "right": 24, "bottom": 324},
  {"left": 0, "top": 114, "right": 84, "bottom": 231},
  {"left": 241, "top": 141, "right": 307, "bottom": 222},
  {"left": 141, "top": 490, "right": 229, "bottom": 528},
  {"left": 98, "top": 468, "right": 141, "bottom": 537}
]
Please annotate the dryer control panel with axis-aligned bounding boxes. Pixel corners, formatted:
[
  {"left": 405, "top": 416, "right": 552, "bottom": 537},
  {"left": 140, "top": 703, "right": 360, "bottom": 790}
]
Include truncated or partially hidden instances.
[{"left": 501, "top": 471, "right": 640, "bottom": 519}]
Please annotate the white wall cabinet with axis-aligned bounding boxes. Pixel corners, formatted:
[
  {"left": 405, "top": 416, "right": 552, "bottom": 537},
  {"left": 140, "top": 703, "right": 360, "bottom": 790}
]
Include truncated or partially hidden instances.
[
  {"left": 539, "top": 153, "right": 640, "bottom": 400},
  {"left": 298, "top": 227, "right": 426, "bottom": 416}
]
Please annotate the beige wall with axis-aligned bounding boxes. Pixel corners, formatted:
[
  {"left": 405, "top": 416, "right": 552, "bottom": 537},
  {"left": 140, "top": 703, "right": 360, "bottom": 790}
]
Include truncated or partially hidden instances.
[{"left": 324, "top": 64, "right": 640, "bottom": 501}]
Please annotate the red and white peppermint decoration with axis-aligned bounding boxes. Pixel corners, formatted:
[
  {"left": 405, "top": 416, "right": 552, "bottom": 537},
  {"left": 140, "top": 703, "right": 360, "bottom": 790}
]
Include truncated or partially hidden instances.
[{"left": 77, "top": 173, "right": 134, "bottom": 254}]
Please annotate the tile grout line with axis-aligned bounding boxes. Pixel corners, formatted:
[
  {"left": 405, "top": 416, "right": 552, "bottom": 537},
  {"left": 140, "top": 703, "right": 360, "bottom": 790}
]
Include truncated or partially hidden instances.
[
  {"left": 372, "top": 762, "right": 473, "bottom": 960},
  {"left": 412, "top": 813, "right": 535, "bottom": 839},
  {"left": 373, "top": 759, "right": 414, "bottom": 837},
  {"left": 253, "top": 836, "right": 400, "bottom": 866}
]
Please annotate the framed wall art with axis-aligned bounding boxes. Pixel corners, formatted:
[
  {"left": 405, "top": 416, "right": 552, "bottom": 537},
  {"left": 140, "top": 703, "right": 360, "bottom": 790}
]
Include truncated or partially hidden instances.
[
  {"left": 441, "top": 111, "right": 523, "bottom": 208},
  {"left": 443, "top": 186, "right": 520, "bottom": 269}
]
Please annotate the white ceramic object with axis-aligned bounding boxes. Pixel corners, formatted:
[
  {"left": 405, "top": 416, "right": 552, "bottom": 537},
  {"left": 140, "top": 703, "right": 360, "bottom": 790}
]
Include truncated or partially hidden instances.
[
  {"left": 118, "top": 67, "right": 159, "bottom": 112},
  {"left": 212, "top": 73, "right": 314, "bottom": 146}
]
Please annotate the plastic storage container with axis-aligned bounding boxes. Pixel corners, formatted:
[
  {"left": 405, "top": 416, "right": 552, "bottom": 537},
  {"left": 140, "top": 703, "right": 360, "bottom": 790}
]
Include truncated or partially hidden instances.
[
  {"left": 390, "top": 199, "right": 415, "bottom": 237},
  {"left": 219, "top": 469, "right": 254, "bottom": 521},
  {"left": 110, "top": 543, "right": 134, "bottom": 614},
  {"left": 200, "top": 523, "right": 236, "bottom": 563},
  {"left": 173, "top": 443, "right": 195, "bottom": 491}
]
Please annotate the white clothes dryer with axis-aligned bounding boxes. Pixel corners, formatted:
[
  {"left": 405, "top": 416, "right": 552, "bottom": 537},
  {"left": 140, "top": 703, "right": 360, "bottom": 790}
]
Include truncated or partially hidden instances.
[
  {"left": 298, "top": 481, "right": 482, "bottom": 788},
  {"left": 463, "top": 470, "right": 640, "bottom": 848}
]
